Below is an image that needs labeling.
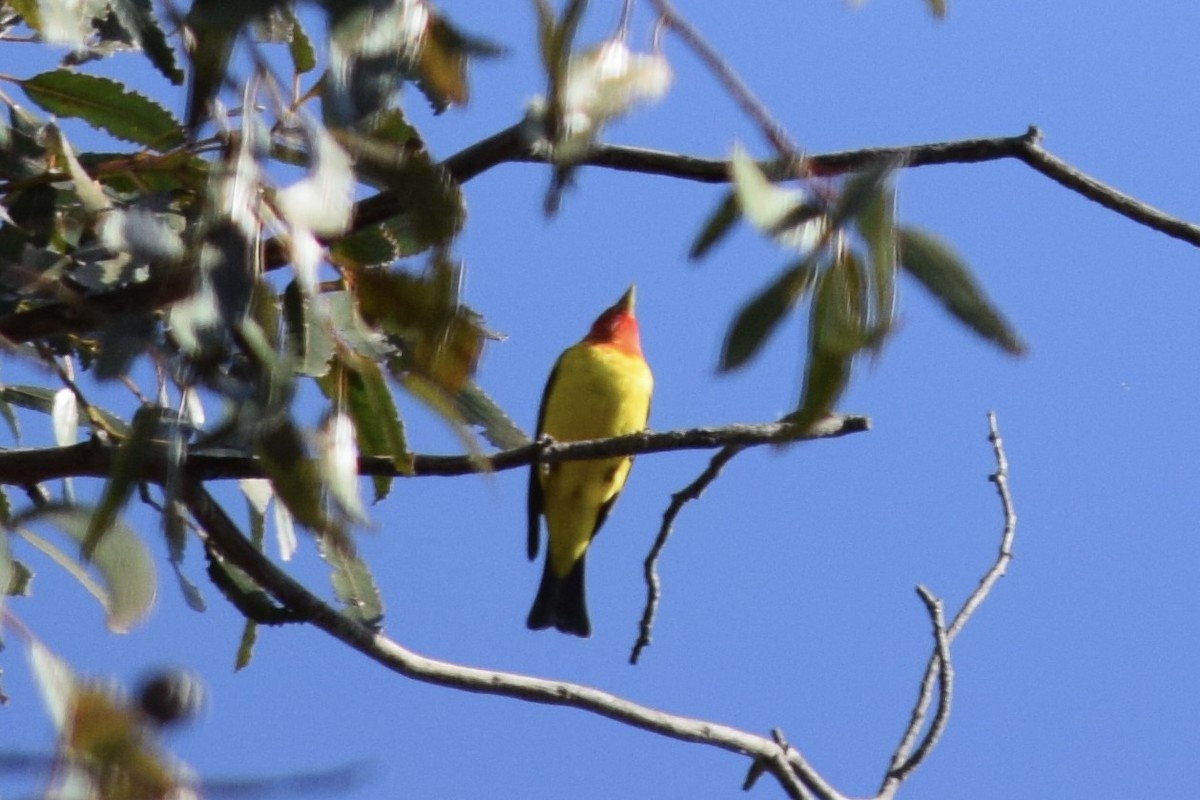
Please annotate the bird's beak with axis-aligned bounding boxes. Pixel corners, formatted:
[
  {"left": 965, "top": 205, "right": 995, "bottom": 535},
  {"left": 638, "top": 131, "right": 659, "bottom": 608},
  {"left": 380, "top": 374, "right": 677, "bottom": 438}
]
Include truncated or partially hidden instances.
[{"left": 617, "top": 285, "right": 636, "bottom": 314}]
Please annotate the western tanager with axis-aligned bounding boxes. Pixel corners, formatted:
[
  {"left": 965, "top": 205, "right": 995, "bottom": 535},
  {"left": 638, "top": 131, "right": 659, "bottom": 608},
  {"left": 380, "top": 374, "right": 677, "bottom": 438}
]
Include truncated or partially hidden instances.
[{"left": 526, "top": 286, "right": 653, "bottom": 637}]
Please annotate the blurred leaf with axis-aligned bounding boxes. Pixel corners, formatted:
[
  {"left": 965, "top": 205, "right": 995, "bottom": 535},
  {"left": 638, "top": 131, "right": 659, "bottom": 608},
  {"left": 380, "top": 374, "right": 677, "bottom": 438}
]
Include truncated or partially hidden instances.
[
  {"left": 411, "top": 13, "right": 503, "bottom": 113},
  {"left": 235, "top": 618, "right": 257, "bottom": 670},
  {"left": 20, "top": 71, "right": 185, "bottom": 151},
  {"left": 898, "top": 227, "right": 1026, "bottom": 355},
  {"left": 720, "top": 257, "right": 819, "bottom": 372},
  {"left": 255, "top": 419, "right": 327, "bottom": 533},
  {"left": 789, "top": 350, "right": 853, "bottom": 435},
  {"left": 689, "top": 190, "right": 739, "bottom": 261},
  {"left": 93, "top": 313, "right": 157, "bottom": 381},
  {"left": 730, "top": 144, "right": 805, "bottom": 232},
  {"left": 28, "top": 636, "right": 76, "bottom": 732},
  {"left": 286, "top": 8, "right": 317, "bottom": 74},
  {"left": 8, "top": 560, "right": 33, "bottom": 597},
  {"left": 45, "top": 123, "right": 111, "bottom": 214},
  {"left": 13, "top": 504, "right": 157, "bottom": 633},
  {"left": 0, "top": 103, "right": 50, "bottom": 182},
  {"left": 832, "top": 157, "right": 900, "bottom": 225},
  {"left": 856, "top": 184, "right": 897, "bottom": 348},
  {"left": 788, "top": 261, "right": 862, "bottom": 432},
  {"left": 111, "top": 0, "right": 184, "bottom": 85},
  {"left": 453, "top": 381, "right": 530, "bottom": 450},
  {"left": 83, "top": 405, "right": 157, "bottom": 560},
  {"left": 536, "top": 0, "right": 588, "bottom": 143},
  {"left": 316, "top": 533, "right": 383, "bottom": 628},
  {"left": 282, "top": 281, "right": 335, "bottom": 377},
  {"left": 0, "top": 531, "right": 11, "bottom": 639},
  {"left": 0, "top": 389, "right": 19, "bottom": 441},
  {"left": 354, "top": 259, "right": 484, "bottom": 394},
  {"left": 68, "top": 685, "right": 178, "bottom": 799},
  {"left": 320, "top": 352, "right": 410, "bottom": 501},
  {"left": 51, "top": 388, "right": 78, "bottom": 447},
  {"left": 184, "top": 0, "right": 284, "bottom": 130},
  {"left": 926, "top": 0, "right": 946, "bottom": 19},
  {"left": 204, "top": 543, "right": 293, "bottom": 626},
  {"left": 276, "top": 120, "right": 354, "bottom": 238},
  {"left": 0, "top": 385, "right": 129, "bottom": 435},
  {"left": 7, "top": 0, "right": 40, "bottom": 31}
]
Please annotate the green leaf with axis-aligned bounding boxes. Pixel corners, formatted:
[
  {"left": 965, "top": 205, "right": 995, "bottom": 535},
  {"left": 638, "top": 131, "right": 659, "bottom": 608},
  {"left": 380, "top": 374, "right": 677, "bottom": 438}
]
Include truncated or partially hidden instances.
[
  {"left": 898, "top": 227, "right": 1026, "bottom": 355},
  {"left": 13, "top": 505, "right": 156, "bottom": 633},
  {"left": 20, "top": 71, "right": 185, "bottom": 151},
  {"left": 788, "top": 262, "right": 861, "bottom": 432},
  {"left": 284, "top": 6, "right": 316, "bottom": 74},
  {"left": 316, "top": 534, "right": 383, "bottom": 628},
  {"left": 689, "top": 190, "right": 740, "bottom": 261},
  {"left": 204, "top": 543, "right": 293, "bottom": 625},
  {"left": 111, "top": 0, "right": 185, "bottom": 85},
  {"left": 354, "top": 258, "right": 485, "bottom": 394},
  {"left": 255, "top": 419, "right": 327, "bottom": 533},
  {"left": 83, "top": 405, "right": 158, "bottom": 560},
  {"left": 184, "top": 0, "right": 284, "bottom": 130},
  {"left": 453, "top": 381, "right": 530, "bottom": 451},
  {"left": 234, "top": 618, "right": 257, "bottom": 670},
  {"left": 855, "top": 184, "right": 897, "bottom": 347},
  {"left": 410, "top": 12, "right": 504, "bottom": 113},
  {"left": 832, "top": 157, "right": 900, "bottom": 225},
  {"left": 283, "top": 281, "right": 335, "bottom": 378},
  {"left": 719, "top": 258, "right": 819, "bottom": 372},
  {"left": 0, "top": 531, "right": 12, "bottom": 640},
  {"left": 0, "top": 385, "right": 129, "bottom": 436},
  {"left": 320, "top": 352, "right": 409, "bottom": 501},
  {"left": 789, "top": 350, "right": 853, "bottom": 435}
]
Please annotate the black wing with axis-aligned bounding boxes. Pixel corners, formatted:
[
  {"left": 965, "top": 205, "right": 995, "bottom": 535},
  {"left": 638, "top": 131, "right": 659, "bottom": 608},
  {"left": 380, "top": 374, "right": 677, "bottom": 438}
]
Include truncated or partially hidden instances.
[{"left": 526, "top": 358, "right": 560, "bottom": 560}]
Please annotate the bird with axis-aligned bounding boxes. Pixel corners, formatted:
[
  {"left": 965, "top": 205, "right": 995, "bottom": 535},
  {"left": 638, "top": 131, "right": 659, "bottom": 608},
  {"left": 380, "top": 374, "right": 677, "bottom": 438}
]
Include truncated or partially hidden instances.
[{"left": 526, "top": 285, "right": 653, "bottom": 637}]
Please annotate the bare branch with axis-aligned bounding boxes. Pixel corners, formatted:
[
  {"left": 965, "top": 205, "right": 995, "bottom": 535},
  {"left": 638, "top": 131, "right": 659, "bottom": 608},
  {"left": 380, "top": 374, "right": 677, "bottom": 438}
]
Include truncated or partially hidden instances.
[
  {"left": 631, "top": 443, "right": 744, "bottom": 665},
  {"left": 4, "top": 123, "right": 1196, "bottom": 343},
  {"left": 0, "top": 416, "right": 870, "bottom": 487},
  {"left": 880, "top": 411, "right": 1017, "bottom": 793},
  {"left": 179, "top": 478, "right": 839, "bottom": 800},
  {"left": 896, "top": 586, "right": 953, "bottom": 780}
]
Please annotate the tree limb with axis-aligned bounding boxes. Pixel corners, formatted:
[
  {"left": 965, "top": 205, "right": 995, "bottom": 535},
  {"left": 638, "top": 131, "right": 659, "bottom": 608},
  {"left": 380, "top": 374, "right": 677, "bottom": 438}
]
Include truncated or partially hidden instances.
[
  {"left": 3, "top": 123, "right": 1196, "bottom": 344},
  {"left": 0, "top": 416, "right": 870, "bottom": 486},
  {"left": 179, "top": 477, "right": 837, "bottom": 800},
  {"left": 880, "top": 411, "right": 1016, "bottom": 792}
]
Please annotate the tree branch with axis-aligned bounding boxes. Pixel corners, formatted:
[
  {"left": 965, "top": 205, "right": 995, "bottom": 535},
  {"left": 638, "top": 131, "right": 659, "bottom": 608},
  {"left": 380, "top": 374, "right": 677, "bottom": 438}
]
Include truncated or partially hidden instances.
[
  {"left": 631, "top": 442, "right": 745, "bottom": 665},
  {"left": 3, "top": 122, "right": 1196, "bottom": 343},
  {"left": 179, "top": 477, "right": 837, "bottom": 800},
  {"left": 880, "top": 411, "right": 1016, "bottom": 792},
  {"left": 0, "top": 416, "right": 870, "bottom": 486}
]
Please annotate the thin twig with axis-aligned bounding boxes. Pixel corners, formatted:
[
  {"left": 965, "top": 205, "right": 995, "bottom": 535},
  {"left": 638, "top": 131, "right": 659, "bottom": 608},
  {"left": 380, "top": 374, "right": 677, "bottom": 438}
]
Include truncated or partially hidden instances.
[
  {"left": 880, "top": 411, "right": 1016, "bottom": 793},
  {"left": 647, "top": 0, "right": 801, "bottom": 164},
  {"left": 630, "top": 443, "right": 743, "bottom": 665},
  {"left": 900, "top": 586, "right": 953, "bottom": 777}
]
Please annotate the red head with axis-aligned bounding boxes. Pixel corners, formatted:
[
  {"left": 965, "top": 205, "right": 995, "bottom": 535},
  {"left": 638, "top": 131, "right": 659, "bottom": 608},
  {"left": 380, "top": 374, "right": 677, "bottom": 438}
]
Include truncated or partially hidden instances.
[{"left": 583, "top": 285, "right": 643, "bottom": 356}]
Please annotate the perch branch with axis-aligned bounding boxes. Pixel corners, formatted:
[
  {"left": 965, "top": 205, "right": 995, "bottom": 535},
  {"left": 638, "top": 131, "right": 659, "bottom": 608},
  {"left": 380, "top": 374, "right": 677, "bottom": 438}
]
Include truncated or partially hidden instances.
[{"left": 0, "top": 416, "right": 870, "bottom": 486}]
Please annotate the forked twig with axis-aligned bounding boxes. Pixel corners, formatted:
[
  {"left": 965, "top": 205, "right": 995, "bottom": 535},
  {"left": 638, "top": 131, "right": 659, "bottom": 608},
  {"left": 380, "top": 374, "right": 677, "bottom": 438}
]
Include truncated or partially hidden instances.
[{"left": 881, "top": 411, "right": 1015, "bottom": 791}]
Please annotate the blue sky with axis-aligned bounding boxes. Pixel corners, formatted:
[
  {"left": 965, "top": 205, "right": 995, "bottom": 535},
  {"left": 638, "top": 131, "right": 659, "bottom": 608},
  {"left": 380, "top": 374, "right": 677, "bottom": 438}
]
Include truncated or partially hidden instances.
[{"left": 2, "top": 1, "right": 1199, "bottom": 798}]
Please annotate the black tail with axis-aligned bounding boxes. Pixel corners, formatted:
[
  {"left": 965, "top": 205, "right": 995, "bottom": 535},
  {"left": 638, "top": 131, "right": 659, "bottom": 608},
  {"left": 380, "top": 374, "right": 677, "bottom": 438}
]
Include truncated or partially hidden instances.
[{"left": 526, "top": 556, "right": 590, "bottom": 637}]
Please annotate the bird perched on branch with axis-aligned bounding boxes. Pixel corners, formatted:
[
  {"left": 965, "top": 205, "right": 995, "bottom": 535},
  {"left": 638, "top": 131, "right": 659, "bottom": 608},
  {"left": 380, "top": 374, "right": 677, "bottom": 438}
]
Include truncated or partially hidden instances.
[{"left": 526, "top": 286, "right": 653, "bottom": 637}]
